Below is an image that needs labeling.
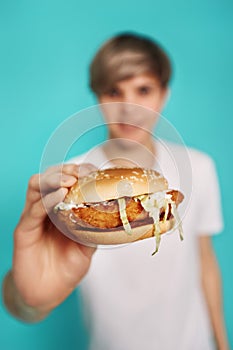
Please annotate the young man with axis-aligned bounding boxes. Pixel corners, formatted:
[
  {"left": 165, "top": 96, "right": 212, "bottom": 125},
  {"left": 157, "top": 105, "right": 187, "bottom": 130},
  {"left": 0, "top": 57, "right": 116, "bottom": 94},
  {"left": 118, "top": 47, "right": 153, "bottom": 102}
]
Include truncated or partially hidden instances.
[{"left": 2, "top": 33, "right": 229, "bottom": 350}]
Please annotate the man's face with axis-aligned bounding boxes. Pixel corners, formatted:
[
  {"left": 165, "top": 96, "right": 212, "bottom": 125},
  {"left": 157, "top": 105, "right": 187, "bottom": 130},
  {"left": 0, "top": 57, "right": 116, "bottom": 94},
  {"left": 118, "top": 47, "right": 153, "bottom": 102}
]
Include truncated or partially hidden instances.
[{"left": 98, "top": 73, "right": 168, "bottom": 144}]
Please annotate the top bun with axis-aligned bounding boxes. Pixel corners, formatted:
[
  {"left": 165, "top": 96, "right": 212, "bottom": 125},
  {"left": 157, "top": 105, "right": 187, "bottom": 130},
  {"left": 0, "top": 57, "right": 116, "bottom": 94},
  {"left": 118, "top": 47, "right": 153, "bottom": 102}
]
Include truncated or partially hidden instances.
[{"left": 65, "top": 167, "right": 168, "bottom": 204}]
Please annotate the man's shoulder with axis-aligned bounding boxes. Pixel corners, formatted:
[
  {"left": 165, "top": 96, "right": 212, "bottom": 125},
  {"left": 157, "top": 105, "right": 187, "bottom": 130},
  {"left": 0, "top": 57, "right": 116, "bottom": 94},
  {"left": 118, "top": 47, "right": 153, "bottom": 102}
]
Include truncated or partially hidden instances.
[
  {"left": 173, "top": 144, "right": 218, "bottom": 184},
  {"left": 187, "top": 147, "right": 217, "bottom": 178},
  {"left": 187, "top": 147, "right": 215, "bottom": 168},
  {"left": 160, "top": 141, "right": 215, "bottom": 166}
]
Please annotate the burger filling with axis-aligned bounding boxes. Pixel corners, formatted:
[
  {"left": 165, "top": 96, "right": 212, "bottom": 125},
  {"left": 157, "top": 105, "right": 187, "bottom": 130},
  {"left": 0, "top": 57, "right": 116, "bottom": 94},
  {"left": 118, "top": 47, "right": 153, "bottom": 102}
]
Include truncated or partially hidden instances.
[{"left": 55, "top": 189, "right": 183, "bottom": 254}]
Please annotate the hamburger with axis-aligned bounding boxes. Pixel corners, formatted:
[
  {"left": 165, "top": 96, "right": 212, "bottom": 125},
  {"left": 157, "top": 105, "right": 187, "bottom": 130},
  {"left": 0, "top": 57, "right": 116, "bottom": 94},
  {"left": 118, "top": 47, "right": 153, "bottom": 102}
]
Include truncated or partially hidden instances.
[{"left": 54, "top": 167, "right": 184, "bottom": 254}]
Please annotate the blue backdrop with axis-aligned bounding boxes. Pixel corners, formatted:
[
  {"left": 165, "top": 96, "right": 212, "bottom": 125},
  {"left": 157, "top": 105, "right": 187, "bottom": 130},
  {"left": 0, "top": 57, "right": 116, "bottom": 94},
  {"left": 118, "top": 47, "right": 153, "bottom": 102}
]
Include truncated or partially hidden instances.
[{"left": 1, "top": 1, "right": 233, "bottom": 348}]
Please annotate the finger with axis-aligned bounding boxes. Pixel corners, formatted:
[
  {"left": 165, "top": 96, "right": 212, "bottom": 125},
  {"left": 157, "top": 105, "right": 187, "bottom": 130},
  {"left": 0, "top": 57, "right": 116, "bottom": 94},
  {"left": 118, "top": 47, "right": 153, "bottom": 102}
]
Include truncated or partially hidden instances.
[
  {"left": 39, "top": 173, "right": 77, "bottom": 194},
  {"left": 78, "top": 245, "right": 97, "bottom": 259},
  {"left": 40, "top": 163, "right": 97, "bottom": 194},
  {"left": 45, "top": 163, "right": 97, "bottom": 178},
  {"left": 25, "top": 173, "right": 76, "bottom": 206},
  {"left": 25, "top": 174, "right": 42, "bottom": 205},
  {"left": 74, "top": 163, "right": 98, "bottom": 177},
  {"left": 20, "top": 187, "right": 68, "bottom": 232},
  {"left": 26, "top": 163, "right": 97, "bottom": 204},
  {"left": 42, "top": 187, "right": 68, "bottom": 213}
]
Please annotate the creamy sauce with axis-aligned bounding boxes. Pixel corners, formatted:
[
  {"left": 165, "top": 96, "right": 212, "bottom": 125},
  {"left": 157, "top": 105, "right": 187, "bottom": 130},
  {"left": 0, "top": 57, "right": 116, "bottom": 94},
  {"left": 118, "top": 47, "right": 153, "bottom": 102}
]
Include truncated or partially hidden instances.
[{"left": 54, "top": 201, "right": 85, "bottom": 212}]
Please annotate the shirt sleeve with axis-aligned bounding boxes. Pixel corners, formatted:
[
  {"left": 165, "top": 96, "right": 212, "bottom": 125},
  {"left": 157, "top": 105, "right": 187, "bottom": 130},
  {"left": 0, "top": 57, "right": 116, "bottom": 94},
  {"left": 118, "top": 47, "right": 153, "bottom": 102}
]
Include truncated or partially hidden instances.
[{"left": 194, "top": 153, "right": 224, "bottom": 236}]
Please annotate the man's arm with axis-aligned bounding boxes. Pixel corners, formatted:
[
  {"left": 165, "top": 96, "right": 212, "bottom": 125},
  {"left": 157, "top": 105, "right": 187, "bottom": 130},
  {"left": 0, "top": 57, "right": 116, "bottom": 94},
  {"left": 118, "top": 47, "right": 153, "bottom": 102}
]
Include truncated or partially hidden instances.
[
  {"left": 2, "top": 270, "right": 50, "bottom": 323},
  {"left": 2, "top": 164, "right": 96, "bottom": 323},
  {"left": 199, "top": 236, "right": 229, "bottom": 350}
]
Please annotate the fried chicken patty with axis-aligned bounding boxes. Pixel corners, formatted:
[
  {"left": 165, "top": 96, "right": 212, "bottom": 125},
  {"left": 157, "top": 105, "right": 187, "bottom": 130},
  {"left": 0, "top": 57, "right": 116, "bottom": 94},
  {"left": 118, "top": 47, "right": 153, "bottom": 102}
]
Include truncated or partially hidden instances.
[{"left": 71, "top": 190, "right": 183, "bottom": 229}]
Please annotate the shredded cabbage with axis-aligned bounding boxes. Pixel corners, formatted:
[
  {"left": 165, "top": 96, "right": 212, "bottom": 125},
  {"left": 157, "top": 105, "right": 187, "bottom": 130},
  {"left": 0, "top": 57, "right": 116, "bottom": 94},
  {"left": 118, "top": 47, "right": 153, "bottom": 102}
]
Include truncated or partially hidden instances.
[
  {"left": 117, "top": 198, "right": 132, "bottom": 234},
  {"left": 139, "top": 193, "right": 167, "bottom": 255},
  {"left": 171, "top": 203, "right": 184, "bottom": 241},
  {"left": 137, "top": 191, "right": 183, "bottom": 255}
]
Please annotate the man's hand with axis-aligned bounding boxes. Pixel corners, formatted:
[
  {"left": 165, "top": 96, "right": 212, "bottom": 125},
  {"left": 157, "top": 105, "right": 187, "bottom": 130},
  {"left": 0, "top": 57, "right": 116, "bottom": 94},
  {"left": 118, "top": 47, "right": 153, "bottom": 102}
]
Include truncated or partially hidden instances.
[{"left": 3, "top": 163, "right": 97, "bottom": 322}]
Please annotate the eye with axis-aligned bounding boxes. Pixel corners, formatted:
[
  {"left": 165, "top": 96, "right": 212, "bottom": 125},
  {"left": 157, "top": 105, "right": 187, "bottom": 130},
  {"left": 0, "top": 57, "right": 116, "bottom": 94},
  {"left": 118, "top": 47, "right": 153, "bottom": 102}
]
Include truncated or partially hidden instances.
[
  {"left": 138, "top": 86, "right": 152, "bottom": 95},
  {"left": 106, "top": 87, "right": 121, "bottom": 97}
]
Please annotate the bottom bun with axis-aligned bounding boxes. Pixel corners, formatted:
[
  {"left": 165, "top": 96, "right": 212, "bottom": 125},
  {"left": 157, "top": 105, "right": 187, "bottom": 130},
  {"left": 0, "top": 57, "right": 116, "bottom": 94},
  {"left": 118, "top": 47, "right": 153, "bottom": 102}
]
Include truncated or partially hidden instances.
[{"left": 56, "top": 216, "right": 176, "bottom": 245}]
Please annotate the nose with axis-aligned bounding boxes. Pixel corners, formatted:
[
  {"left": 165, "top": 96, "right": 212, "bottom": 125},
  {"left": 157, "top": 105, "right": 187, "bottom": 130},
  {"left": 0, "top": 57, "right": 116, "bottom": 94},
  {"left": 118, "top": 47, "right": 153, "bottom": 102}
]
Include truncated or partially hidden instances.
[
  {"left": 120, "top": 92, "right": 138, "bottom": 106},
  {"left": 118, "top": 101, "right": 143, "bottom": 127},
  {"left": 120, "top": 101, "right": 137, "bottom": 114},
  {"left": 119, "top": 91, "right": 139, "bottom": 113}
]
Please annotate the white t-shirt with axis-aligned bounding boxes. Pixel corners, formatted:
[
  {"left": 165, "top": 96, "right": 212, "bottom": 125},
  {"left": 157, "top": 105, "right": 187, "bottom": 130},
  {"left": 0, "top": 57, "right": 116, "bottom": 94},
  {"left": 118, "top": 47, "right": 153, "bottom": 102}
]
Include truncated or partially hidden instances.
[{"left": 70, "top": 141, "right": 223, "bottom": 350}]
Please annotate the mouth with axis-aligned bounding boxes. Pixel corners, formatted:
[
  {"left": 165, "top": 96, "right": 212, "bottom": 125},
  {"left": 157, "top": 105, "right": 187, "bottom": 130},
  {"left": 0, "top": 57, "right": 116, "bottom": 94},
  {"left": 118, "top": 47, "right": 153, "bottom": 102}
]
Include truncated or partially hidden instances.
[{"left": 117, "top": 122, "right": 145, "bottom": 133}]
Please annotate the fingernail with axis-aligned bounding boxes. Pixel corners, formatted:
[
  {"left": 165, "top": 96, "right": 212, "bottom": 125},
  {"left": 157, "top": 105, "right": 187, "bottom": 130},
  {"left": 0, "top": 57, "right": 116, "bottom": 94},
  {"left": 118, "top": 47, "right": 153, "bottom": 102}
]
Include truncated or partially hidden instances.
[{"left": 78, "top": 163, "right": 97, "bottom": 177}]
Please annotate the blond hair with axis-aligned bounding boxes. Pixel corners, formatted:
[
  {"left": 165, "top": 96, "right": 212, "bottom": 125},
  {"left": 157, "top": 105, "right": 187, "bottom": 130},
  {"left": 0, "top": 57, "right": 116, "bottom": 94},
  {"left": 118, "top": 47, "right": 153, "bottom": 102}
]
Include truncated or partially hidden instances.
[{"left": 89, "top": 32, "right": 172, "bottom": 95}]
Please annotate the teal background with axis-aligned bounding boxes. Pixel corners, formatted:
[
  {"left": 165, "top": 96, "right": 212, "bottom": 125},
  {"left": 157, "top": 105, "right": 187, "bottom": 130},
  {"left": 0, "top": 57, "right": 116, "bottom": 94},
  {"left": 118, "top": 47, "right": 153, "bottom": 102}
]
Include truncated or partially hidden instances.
[{"left": 1, "top": 0, "right": 233, "bottom": 349}]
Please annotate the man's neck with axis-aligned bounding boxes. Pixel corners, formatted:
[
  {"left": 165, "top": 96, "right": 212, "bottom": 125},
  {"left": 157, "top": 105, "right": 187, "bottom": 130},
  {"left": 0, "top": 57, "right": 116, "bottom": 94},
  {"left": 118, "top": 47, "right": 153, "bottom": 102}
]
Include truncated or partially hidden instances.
[{"left": 102, "top": 136, "right": 157, "bottom": 168}]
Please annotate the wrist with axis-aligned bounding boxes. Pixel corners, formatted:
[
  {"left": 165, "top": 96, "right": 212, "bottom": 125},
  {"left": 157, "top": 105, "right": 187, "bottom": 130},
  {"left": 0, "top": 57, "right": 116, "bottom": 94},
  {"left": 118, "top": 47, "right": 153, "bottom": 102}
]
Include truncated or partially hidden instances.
[{"left": 2, "top": 270, "right": 50, "bottom": 323}]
